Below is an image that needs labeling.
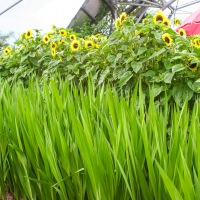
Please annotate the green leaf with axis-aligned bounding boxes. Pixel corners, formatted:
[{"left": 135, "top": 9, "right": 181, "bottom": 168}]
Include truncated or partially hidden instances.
[
  {"left": 119, "top": 71, "right": 132, "bottom": 86},
  {"left": 153, "top": 85, "right": 163, "bottom": 97},
  {"left": 172, "top": 64, "right": 185, "bottom": 73},
  {"left": 142, "top": 70, "right": 155, "bottom": 77},
  {"left": 20, "top": 55, "right": 29, "bottom": 63},
  {"left": 107, "top": 55, "right": 116, "bottom": 62},
  {"left": 137, "top": 47, "right": 147, "bottom": 56},
  {"left": 147, "top": 48, "right": 166, "bottom": 60},
  {"left": 172, "top": 84, "right": 193, "bottom": 106},
  {"left": 156, "top": 161, "right": 183, "bottom": 200},
  {"left": 131, "top": 61, "right": 143, "bottom": 73},
  {"left": 164, "top": 72, "right": 174, "bottom": 84},
  {"left": 98, "top": 68, "right": 110, "bottom": 85},
  {"left": 108, "top": 30, "right": 121, "bottom": 45}
]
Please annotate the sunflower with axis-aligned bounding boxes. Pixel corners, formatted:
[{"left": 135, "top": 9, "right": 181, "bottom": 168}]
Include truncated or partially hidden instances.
[
  {"left": 95, "top": 44, "right": 100, "bottom": 48},
  {"left": 59, "top": 29, "right": 67, "bottom": 37},
  {"left": 163, "top": 19, "right": 170, "bottom": 27},
  {"left": 3, "top": 48, "right": 10, "bottom": 56},
  {"left": 58, "top": 55, "right": 62, "bottom": 62},
  {"left": 43, "top": 35, "right": 50, "bottom": 44},
  {"left": 70, "top": 40, "right": 80, "bottom": 51},
  {"left": 153, "top": 11, "right": 166, "bottom": 23},
  {"left": 58, "top": 39, "right": 65, "bottom": 45},
  {"left": 70, "top": 34, "right": 76, "bottom": 41},
  {"left": 6, "top": 46, "right": 12, "bottom": 51},
  {"left": 194, "top": 38, "right": 200, "bottom": 48},
  {"left": 25, "top": 30, "right": 32, "bottom": 39},
  {"left": 178, "top": 28, "right": 186, "bottom": 37},
  {"left": 120, "top": 12, "right": 127, "bottom": 23},
  {"left": 51, "top": 49, "right": 56, "bottom": 57},
  {"left": 188, "top": 57, "right": 199, "bottom": 72},
  {"left": 50, "top": 42, "right": 57, "bottom": 49},
  {"left": 174, "top": 18, "right": 181, "bottom": 26},
  {"left": 115, "top": 18, "right": 121, "bottom": 29},
  {"left": 85, "top": 40, "right": 94, "bottom": 49},
  {"left": 142, "top": 18, "right": 146, "bottom": 24},
  {"left": 162, "top": 33, "right": 173, "bottom": 46}
]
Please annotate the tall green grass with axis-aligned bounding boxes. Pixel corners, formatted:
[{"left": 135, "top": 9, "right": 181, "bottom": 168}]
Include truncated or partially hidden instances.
[{"left": 0, "top": 79, "right": 200, "bottom": 199}]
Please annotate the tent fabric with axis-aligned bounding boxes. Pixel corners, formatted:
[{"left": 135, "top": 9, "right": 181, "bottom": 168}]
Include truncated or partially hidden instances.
[{"left": 176, "top": 7, "right": 200, "bottom": 36}]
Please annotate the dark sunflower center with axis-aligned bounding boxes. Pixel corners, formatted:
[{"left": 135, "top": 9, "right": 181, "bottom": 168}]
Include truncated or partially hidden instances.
[
  {"left": 189, "top": 63, "right": 197, "bottom": 69},
  {"left": 121, "top": 16, "right": 125, "bottom": 21},
  {"left": 156, "top": 16, "right": 163, "bottom": 22},
  {"left": 164, "top": 37, "right": 170, "bottom": 43},
  {"left": 88, "top": 43, "right": 92, "bottom": 47},
  {"left": 74, "top": 43, "right": 78, "bottom": 48},
  {"left": 52, "top": 44, "right": 55, "bottom": 48},
  {"left": 180, "top": 31, "right": 183, "bottom": 36},
  {"left": 27, "top": 32, "right": 30, "bottom": 36},
  {"left": 45, "top": 38, "right": 48, "bottom": 41}
]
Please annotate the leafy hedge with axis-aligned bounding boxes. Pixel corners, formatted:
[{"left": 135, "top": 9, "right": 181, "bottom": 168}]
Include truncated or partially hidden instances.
[{"left": 1, "top": 11, "right": 200, "bottom": 105}]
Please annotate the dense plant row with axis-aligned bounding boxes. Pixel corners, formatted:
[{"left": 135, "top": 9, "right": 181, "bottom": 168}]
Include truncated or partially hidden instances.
[
  {"left": 1, "top": 11, "right": 200, "bottom": 105},
  {"left": 0, "top": 78, "right": 200, "bottom": 200}
]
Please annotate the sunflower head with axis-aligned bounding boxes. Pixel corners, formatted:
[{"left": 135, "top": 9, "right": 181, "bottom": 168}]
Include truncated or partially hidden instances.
[
  {"left": 153, "top": 11, "right": 166, "bottom": 23},
  {"left": 70, "top": 34, "right": 76, "bottom": 41},
  {"left": 162, "top": 33, "right": 173, "bottom": 46},
  {"left": 188, "top": 57, "right": 199, "bottom": 72},
  {"left": 58, "top": 55, "right": 62, "bottom": 62},
  {"left": 85, "top": 40, "right": 94, "bottom": 49},
  {"left": 95, "top": 44, "right": 100, "bottom": 48},
  {"left": 6, "top": 46, "right": 12, "bottom": 51},
  {"left": 25, "top": 30, "right": 32, "bottom": 39},
  {"left": 120, "top": 12, "right": 127, "bottom": 23},
  {"left": 178, "top": 28, "right": 186, "bottom": 37},
  {"left": 70, "top": 40, "right": 80, "bottom": 51},
  {"left": 51, "top": 49, "right": 56, "bottom": 57},
  {"left": 43, "top": 35, "right": 50, "bottom": 44},
  {"left": 115, "top": 18, "right": 121, "bottom": 29},
  {"left": 163, "top": 19, "right": 170, "bottom": 27},
  {"left": 193, "top": 38, "right": 200, "bottom": 48},
  {"left": 50, "top": 42, "right": 57, "bottom": 49},
  {"left": 174, "top": 18, "right": 181, "bottom": 26},
  {"left": 142, "top": 18, "right": 146, "bottom": 24},
  {"left": 3, "top": 48, "right": 10, "bottom": 56},
  {"left": 59, "top": 29, "right": 67, "bottom": 37}
]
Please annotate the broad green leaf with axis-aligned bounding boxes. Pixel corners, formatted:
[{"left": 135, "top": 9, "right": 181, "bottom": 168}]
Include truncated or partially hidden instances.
[
  {"left": 164, "top": 72, "right": 174, "bottom": 84},
  {"left": 147, "top": 48, "right": 165, "bottom": 60},
  {"left": 137, "top": 47, "right": 147, "bottom": 56},
  {"left": 172, "top": 84, "right": 193, "bottom": 106},
  {"left": 172, "top": 64, "right": 185, "bottom": 73},
  {"left": 119, "top": 71, "right": 132, "bottom": 86},
  {"left": 131, "top": 61, "right": 143, "bottom": 73},
  {"left": 98, "top": 68, "right": 110, "bottom": 85}
]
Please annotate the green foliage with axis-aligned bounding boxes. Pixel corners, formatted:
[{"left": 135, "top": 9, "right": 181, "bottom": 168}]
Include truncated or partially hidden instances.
[
  {"left": 1, "top": 13, "right": 200, "bottom": 106},
  {"left": 0, "top": 32, "right": 13, "bottom": 50},
  {"left": 0, "top": 78, "right": 200, "bottom": 199}
]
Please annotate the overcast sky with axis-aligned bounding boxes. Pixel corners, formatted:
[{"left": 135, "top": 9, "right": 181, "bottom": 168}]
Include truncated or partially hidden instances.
[
  {"left": 0, "top": 0, "right": 199, "bottom": 40},
  {"left": 0, "top": 0, "right": 85, "bottom": 36}
]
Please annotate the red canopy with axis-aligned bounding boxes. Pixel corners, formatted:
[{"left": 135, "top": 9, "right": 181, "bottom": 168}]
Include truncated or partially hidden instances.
[{"left": 176, "top": 7, "right": 200, "bottom": 36}]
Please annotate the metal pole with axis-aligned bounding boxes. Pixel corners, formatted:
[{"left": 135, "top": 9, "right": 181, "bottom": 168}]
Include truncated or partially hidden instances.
[
  {"left": 176, "top": 0, "right": 200, "bottom": 10},
  {"left": 162, "top": 0, "right": 176, "bottom": 10},
  {"left": 0, "top": 0, "right": 23, "bottom": 15}
]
